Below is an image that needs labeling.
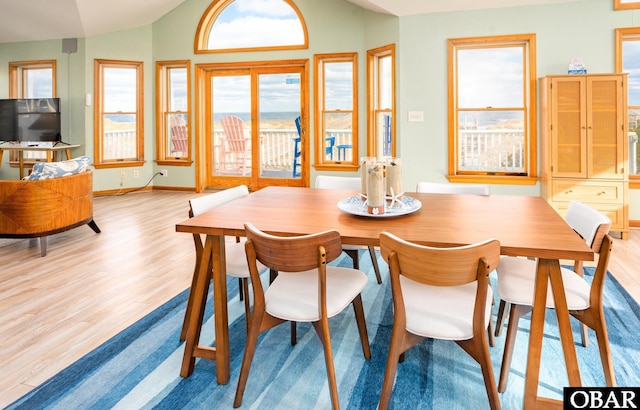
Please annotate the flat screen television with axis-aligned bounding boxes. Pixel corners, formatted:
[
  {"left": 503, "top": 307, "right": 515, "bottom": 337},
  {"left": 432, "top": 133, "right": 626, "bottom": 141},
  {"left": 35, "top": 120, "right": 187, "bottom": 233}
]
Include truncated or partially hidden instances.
[
  {"left": 0, "top": 98, "right": 61, "bottom": 143},
  {"left": 0, "top": 99, "right": 17, "bottom": 142}
]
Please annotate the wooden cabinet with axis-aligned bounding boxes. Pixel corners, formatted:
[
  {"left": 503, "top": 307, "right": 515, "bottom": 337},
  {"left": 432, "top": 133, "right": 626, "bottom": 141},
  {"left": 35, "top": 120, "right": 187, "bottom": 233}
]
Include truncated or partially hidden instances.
[{"left": 540, "top": 74, "right": 629, "bottom": 239}]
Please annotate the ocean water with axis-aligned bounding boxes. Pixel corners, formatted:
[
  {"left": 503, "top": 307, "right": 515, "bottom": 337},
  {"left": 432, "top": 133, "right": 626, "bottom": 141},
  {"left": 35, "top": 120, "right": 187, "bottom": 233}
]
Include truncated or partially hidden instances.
[
  {"left": 105, "top": 112, "right": 300, "bottom": 124},
  {"left": 213, "top": 112, "right": 299, "bottom": 123}
]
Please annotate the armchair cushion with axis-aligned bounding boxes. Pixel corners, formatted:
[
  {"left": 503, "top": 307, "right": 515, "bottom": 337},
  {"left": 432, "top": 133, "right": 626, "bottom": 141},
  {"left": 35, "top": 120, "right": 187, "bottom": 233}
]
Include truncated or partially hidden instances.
[{"left": 27, "top": 156, "right": 91, "bottom": 180}]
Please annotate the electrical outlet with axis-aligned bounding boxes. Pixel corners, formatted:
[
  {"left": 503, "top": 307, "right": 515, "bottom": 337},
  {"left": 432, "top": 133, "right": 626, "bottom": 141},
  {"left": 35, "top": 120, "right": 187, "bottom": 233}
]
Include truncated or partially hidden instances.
[
  {"left": 133, "top": 170, "right": 139, "bottom": 178},
  {"left": 160, "top": 169, "right": 168, "bottom": 177}
]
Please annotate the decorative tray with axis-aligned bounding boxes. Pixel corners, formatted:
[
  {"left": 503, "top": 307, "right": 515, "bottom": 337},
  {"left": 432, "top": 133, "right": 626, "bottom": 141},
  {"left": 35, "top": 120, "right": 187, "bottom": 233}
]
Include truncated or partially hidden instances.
[{"left": 337, "top": 195, "right": 422, "bottom": 218}]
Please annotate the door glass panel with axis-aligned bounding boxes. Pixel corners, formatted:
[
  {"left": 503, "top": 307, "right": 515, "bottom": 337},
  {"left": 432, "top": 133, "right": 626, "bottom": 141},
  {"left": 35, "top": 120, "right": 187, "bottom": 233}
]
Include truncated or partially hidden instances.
[
  {"left": 212, "top": 75, "right": 251, "bottom": 176},
  {"left": 258, "top": 72, "right": 301, "bottom": 179}
]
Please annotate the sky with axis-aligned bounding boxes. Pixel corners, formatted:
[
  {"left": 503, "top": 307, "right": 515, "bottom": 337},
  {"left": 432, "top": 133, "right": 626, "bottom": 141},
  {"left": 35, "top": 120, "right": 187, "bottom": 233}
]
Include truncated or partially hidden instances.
[{"left": 208, "top": 0, "right": 304, "bottom": 49}]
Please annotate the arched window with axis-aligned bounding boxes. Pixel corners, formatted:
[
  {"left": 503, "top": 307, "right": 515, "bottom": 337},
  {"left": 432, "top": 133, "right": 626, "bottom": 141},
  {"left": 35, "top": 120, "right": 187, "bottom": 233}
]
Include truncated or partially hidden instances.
[{"left": 195, "top": 0, "right": 308, "bottom": 53}]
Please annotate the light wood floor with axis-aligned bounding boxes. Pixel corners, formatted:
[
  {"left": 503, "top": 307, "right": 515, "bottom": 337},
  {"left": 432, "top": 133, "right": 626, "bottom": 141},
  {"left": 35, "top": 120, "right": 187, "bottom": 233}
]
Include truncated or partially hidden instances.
[{"left": 0, "top": 190, "right": 638, "bottom": 407}]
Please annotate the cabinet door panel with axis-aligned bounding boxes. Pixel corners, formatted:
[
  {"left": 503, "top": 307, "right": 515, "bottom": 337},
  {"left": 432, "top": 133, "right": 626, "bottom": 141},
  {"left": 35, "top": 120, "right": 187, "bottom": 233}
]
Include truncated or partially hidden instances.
[
  {"left": 551, "top": 77, "right": 587, "bottom": 177},
  {"left": 587, "top": 76, "right": 626, "bottom": 179}
]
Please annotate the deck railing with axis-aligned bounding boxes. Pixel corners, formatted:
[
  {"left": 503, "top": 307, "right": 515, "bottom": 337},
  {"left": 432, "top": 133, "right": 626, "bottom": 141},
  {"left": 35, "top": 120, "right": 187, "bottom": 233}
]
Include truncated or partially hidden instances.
[
  {"left": 27, "top": 128, "right": 639, "bottom": 177},
  {"left": 98, "top": 128, "right": 526, "bottom": 173},
  {"left": 211, "top": 128, "right": 353, "bottom": 168},
  {"left": 458, "top": 129, "right": 525, "bottom": 172}
]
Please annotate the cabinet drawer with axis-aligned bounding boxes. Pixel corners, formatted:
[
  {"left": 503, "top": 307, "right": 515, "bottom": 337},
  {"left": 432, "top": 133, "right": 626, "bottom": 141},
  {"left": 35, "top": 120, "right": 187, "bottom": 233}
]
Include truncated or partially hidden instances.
[
  {"left": 551, "top": 180, "right": 623, "bottom": 203},
  {"left": 552, "top": 202, "right": 624, "bottom": 231}
]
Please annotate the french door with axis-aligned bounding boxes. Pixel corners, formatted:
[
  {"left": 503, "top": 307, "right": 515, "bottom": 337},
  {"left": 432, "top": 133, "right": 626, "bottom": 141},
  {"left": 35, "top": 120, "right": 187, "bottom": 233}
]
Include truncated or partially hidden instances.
[{"left": 199, "top": 60, "right": 308, "bottom": 190}]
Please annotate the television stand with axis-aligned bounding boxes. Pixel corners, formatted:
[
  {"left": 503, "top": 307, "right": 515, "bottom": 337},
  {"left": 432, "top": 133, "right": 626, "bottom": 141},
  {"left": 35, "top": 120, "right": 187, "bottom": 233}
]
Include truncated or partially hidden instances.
[
  {"left": 54, "top": 140, "right": 71, "bottom": 146},
  {"left": 0, "top": 143, "right": 80, "bottom": 179}
]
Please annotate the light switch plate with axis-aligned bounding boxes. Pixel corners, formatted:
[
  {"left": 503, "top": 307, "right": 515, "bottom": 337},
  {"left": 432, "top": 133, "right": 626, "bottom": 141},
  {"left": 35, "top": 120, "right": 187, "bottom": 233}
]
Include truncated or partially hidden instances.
[{"left": 408, "top": 111, "right": 424, "bottom": 122}]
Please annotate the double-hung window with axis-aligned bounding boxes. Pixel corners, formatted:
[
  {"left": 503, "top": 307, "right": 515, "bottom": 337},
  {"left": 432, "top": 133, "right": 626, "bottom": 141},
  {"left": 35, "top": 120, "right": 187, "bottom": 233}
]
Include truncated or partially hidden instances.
[
  {"left": 447, "top": 34, "right": 537, "bottom": 184},
  {"left": 8, "top": 60, "right": 56, "bottom": 164},
  {"left": 314, "top": 53, "right": 357, "bottom": 169},
  {"left": 94, "top": 59, "right": 144, "bottom": 168},
  {"left": 367, "top": 45, "right": 395, "bottom": 159},
  {"left": 156, "top": 61, "right": 191, "bottom": 165},
  {"left": 616, "top": 27, "right": 640, "bottom": 186}
]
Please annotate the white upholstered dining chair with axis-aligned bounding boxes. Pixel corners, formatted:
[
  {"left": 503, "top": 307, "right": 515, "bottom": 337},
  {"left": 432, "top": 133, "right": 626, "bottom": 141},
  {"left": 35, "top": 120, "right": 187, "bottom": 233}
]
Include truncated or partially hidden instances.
[
  {"left": 234, "top": 223, "right": 371, "bottom": 409},
  {"left": 416, "top": 181, "right": 490, "bottom": 195},
  {"left": 378, "top": 232, "right": 501, "bottom": 410},
  {"left": 494, "top": 200, "right": 615, "bottom": 392},
  {"left": 315, "top": 175, "right": 383, "bottom": 284},
  {"left": 180, "top": 185, "right": 256, "bottom": 341},
  {"left": 416, "top": 180, "right": 496, "bottom": 346}
]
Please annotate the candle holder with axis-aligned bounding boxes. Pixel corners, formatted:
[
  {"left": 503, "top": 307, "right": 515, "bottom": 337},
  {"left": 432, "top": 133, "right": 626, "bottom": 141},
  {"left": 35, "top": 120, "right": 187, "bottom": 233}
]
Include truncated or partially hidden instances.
[
  {"left": 359, "top": 156, "right": 376, "bottom": 201},
  {"left": 385, "top": 157, "right": 402, "bottom": 207},
  {"left": 366, "top": 161, "right": 385, "bottom": 215}
]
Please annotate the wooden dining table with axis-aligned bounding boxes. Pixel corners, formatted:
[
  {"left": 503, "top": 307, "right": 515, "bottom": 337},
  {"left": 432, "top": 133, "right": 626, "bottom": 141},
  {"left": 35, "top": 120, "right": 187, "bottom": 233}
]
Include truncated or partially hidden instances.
[{"left": 175, "top": 186, "right": 594, "bottom": 409}]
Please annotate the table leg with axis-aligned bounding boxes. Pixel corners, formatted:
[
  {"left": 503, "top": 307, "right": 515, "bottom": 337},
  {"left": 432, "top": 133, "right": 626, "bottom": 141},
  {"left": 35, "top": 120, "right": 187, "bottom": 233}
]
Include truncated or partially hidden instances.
[
  {"left": 548, "top": 259, "right": 581, "bottom": 386},
  {"left": 212, "top": 234, "right": 230, "bottom": 384},
  {"left": 180, "top": 235, "right": 214, "bottom": 377},
  {"left": 523, "top": 258, "right": 550, "bottom": 409},
  {"left": 179, "top": 234, "right": 230, "bottom": 384},
  {"left": 523, "top": 258, "right": 581, "bottom": 410}
]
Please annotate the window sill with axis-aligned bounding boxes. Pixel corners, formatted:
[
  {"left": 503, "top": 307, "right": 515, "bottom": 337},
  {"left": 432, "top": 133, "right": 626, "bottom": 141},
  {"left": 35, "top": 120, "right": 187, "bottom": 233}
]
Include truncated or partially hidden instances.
[
  {"left": 314, "top": 163, "right": 360, "bottom": 172},
  {"left": 94, "top": 161, "right": 145, "bottom": 169},
  {"left": 447, "top": 174, "right": 538, "bottom": 185},
  {"left": 156, "top": 159, "right": 192, "bottom": 166}
]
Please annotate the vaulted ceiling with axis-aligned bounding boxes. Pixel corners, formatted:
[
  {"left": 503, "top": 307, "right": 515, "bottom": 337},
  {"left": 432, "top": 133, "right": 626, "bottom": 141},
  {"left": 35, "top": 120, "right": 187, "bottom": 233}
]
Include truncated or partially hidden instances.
[{"left": 0, "top": 0, "right": 581, "bottom": 45}]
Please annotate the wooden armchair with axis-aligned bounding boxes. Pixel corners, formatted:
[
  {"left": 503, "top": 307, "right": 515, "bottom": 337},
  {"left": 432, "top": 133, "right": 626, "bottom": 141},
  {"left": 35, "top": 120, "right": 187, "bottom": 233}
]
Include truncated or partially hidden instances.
[
  {"left": 219, "top": 115, "right": 250, "bottom": 175},
  {"left": 169, "top": 116, "right": 188, "bottom": 156},
  {"left": 0, "top": 170, "right": 100, "bottom": 256}
]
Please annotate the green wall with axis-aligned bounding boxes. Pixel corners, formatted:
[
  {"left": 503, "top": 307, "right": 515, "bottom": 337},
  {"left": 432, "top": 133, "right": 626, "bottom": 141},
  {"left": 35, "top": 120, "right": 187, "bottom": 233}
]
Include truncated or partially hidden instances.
[{"left": 0, "top": 0, "right": 639, "bottom": 219}]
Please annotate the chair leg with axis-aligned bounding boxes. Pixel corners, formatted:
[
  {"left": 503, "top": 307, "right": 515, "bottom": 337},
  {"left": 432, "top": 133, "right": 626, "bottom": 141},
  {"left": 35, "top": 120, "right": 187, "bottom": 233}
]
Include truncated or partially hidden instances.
[
  {"left": 312, "top": 319, "right": 340, "bottom": 410},
  {"left": 378, "top": 329, "right": 406, "bottom": 410},
  {"left": 345, "top": 248, "right": 359, "bottom": 270},
  {"left": 238, "top": 277, "right": 244, "bottom": 301},
  {"left": 487, "top": 319, "right": 496, "bottom": 348},
  {"left": 233, "top": 306, "right": 265, "bottom": 408},
  {"left": 290, "top": 321, "right": 297, "bottom": 346},
  {"left": 498, "top": 304, "right": 530, "bottom": 393},
  {"left": 39, "top": 236, "right": 47, "bottom": 257},
  {"left": 242, "top": 278, "right": 251, "bottom": 334},
  {"left": 458, "top": 333, "right": 500, "bottom": 410},
  {"left": 367, "top": 246, "right": 383, "bottom": 284},
  {"left": 580, "top": 309, "right": 616, "bottom": 386},
  {"left": 477, "top": 342, "right": 501, "bottom": 410},
  {"left": 594, "top": 323, "right": 616, "bottom": 387},
  {"left": 87, "top": 219, "right": 101, "bottom": 233},
  {"left": 580, "top": 323, "right": 589, "bottom": 348},
  {"left": 351, "top": 294, "right": 371, "bottom": 359},
  {"left": 494, "top": 300, "right": 509, "bottom": 337}
]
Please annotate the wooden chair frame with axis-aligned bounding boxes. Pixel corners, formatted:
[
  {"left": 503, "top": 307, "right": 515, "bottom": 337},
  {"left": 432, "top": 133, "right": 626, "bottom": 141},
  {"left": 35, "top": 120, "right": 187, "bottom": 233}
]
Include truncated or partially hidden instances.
[
  {"left": 496, "top": 231, "right": 615, "bottom": 392},
  {"left": 378, "top": 232, "right": 501, "bottom": 410},
  {"left": 233, "top": 223, "right": 371, "bottom": 409}
]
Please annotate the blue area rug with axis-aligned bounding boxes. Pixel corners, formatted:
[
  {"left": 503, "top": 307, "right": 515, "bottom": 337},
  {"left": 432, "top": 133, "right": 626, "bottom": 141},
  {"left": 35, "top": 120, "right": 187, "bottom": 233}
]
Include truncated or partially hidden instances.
[{"left": 8, "top": 254, "right": 640, "bottom": 409}]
